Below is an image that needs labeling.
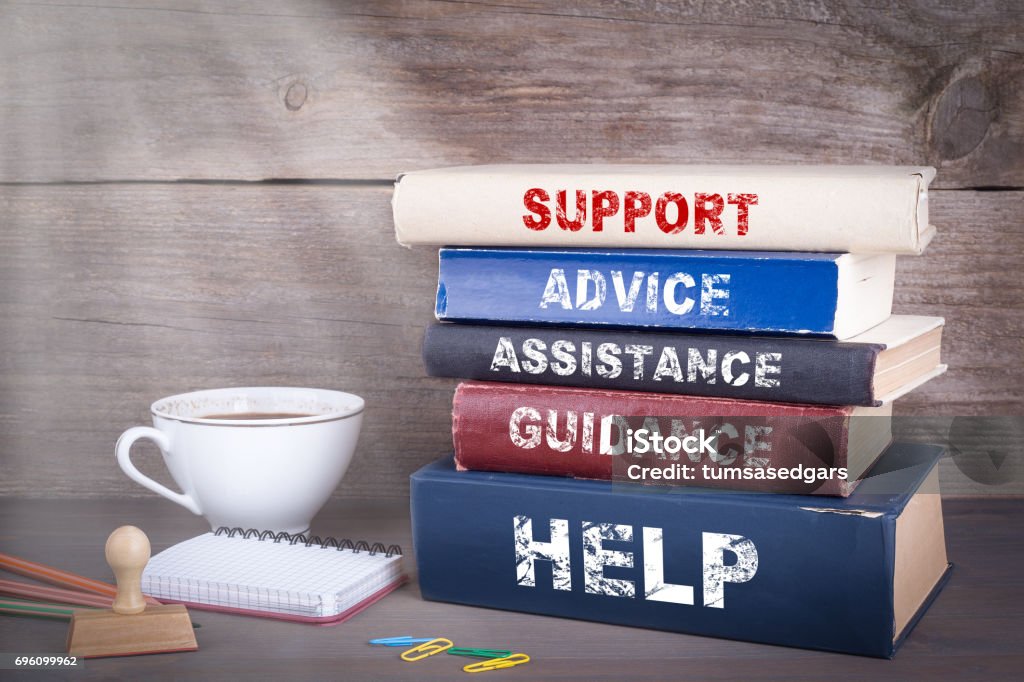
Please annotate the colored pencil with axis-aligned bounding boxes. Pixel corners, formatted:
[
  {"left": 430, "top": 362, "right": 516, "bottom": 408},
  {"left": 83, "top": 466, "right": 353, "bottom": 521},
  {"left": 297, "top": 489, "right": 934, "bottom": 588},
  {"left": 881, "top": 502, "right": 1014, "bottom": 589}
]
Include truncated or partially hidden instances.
[
  {"left": 0, "top": 597, "right": 93, "bottom": 620},
  {"left": 0, "top": 596, "right": 201, "bottom": 631},
  {"left": 0, "top": 553, "right": 161, "bottom": 606},
  {"left": 0, "top": 579, "right": 112, "bottom": 608}
]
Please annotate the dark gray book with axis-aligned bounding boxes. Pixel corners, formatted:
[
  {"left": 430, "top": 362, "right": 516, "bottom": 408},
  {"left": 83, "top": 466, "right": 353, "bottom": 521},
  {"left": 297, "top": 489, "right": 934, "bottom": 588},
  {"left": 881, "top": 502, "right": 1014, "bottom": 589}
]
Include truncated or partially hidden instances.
[{"left": 422, "top": 316, "right": 945, "bottom": 407}]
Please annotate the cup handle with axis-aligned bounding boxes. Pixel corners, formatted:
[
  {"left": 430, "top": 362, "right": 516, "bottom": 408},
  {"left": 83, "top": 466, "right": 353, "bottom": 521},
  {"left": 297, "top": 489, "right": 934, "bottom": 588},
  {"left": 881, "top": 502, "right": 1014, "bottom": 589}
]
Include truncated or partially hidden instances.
[{"left": 115, "top": 426, "right": 202, "bottom": 516}]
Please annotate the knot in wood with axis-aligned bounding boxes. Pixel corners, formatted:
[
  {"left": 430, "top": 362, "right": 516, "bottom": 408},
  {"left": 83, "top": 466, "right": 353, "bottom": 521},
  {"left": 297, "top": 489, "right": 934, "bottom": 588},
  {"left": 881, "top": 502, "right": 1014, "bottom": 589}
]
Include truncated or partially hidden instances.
[
  {"left": 285, "top": 81, "right": 308, "bottom": 111},
  {"left": 930, "top": 75, "right": 996, "bottom": 161}
]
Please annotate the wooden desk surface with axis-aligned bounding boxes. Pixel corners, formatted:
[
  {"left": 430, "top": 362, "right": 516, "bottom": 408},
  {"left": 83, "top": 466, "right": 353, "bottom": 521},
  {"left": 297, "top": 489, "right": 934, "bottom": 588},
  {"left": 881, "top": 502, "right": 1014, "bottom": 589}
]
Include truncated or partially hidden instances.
[{"left": 1, "top": 497, "right": 1021, "bottom": 681}]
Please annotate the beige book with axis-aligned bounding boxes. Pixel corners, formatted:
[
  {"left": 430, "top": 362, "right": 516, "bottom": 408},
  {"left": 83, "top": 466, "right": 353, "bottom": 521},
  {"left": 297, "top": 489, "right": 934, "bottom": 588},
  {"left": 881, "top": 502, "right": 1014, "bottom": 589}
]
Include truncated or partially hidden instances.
[{"left": 393, "top": 165, "right": 936, "bottom": 254}]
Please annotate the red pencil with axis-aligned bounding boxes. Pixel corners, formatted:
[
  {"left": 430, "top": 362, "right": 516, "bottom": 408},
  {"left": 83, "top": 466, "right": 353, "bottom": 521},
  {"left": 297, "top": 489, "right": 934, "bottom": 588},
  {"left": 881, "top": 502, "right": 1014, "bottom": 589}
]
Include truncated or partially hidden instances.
[
  {"left": 0, "top": 553, "right": 161, "bottom": 606},
  {"left": 0, "top": 579, "right": 113, "bottom": 608}
]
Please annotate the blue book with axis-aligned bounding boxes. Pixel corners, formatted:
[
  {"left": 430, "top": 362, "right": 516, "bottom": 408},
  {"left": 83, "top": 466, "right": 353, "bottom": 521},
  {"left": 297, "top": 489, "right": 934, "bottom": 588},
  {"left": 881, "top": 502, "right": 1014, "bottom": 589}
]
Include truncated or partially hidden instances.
[
  {"left": 435, "top": 248, "right": 896, "bottom": 339},
  {"left": 411, "top": 442, "right": 951, "bottom": 658}
]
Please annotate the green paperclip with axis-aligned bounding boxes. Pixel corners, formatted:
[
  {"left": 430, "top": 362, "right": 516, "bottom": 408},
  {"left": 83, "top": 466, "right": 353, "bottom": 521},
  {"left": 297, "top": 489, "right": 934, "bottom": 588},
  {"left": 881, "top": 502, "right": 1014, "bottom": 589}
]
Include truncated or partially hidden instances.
[
  {"left": 464, "top": 653, "right": 530, "bottom": 673},
  {"left": 447, "top": 648, "right": 513, "bottom": 659}
]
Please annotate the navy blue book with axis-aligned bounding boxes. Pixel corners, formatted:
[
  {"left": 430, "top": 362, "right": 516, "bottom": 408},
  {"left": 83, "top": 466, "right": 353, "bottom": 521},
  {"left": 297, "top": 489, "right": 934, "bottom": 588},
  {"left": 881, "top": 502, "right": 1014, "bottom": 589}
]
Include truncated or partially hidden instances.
[
  {"left": 411, "top": 442, "right": 951, "bottom": 658},
  {"left": 435, "top": 248, "right": 896, "bottom": 339},
  {"left": 422, "top": 316, "right": 946, "bottom": 406}
]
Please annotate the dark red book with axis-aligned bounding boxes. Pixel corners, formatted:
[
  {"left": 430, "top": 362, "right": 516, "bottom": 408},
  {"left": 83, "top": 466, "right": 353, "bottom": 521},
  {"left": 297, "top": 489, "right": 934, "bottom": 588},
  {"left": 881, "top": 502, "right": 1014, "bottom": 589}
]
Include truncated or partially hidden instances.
[{"left": 452, "top": 381, "right": 892, "bottom": 496}]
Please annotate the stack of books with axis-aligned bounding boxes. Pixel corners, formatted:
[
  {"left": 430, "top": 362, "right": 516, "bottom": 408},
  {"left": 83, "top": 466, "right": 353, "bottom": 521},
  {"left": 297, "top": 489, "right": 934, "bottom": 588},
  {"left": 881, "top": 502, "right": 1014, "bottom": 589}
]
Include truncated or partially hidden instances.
[{"left": 395, "top": 165, "right": 952, "bottom": 658}]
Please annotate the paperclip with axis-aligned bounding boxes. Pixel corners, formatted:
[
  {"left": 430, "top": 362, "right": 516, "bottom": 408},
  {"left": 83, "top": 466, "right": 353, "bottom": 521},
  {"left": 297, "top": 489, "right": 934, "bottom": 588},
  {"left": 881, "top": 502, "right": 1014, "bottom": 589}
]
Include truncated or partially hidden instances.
[
  {"left": 463, "top": 653, "right": 530, "bottom": 673},
  {"left": 400, "top": 637, "right": 454, "bottom": 662},
  {"left": 447, "top": 647, "right": 513, "bottom": 659},
  {"left": 370, "top": 636, "right": 435, "bottom": 647}
]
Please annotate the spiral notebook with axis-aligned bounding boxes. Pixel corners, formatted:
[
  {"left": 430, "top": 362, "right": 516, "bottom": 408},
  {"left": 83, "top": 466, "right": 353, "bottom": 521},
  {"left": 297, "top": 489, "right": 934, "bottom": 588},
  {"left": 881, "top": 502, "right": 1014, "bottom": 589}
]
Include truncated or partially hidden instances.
[{"left": 141, "top": 528, "right": 407, "bottom": 624}]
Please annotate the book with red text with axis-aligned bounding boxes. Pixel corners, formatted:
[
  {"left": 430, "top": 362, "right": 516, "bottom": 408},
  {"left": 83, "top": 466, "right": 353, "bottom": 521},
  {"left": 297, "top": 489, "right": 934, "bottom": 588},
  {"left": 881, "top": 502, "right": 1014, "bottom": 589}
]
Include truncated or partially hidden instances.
[
  {"left": 452, "top": 381, "right": 892, "bottom": 496},
  {"left": 394, "top": 165, "right": 935, "bottom": 254}
]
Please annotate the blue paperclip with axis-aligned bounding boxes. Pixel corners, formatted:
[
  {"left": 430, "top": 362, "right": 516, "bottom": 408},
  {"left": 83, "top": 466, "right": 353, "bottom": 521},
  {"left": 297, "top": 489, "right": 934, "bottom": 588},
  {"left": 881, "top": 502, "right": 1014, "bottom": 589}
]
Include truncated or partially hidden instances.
[
  {"left": 463, "top": 653, "right": 530, "bottom": 673},
  {"left": 369, "top": 636, "right": 435, "bottom": 647}
]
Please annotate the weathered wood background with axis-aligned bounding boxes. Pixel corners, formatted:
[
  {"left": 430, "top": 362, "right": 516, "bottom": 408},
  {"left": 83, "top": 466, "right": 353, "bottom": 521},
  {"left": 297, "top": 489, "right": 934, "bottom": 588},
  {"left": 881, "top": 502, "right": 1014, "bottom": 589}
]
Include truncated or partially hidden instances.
[{"left": 1, "top": 0, "right": 1021, "bottom": 499}]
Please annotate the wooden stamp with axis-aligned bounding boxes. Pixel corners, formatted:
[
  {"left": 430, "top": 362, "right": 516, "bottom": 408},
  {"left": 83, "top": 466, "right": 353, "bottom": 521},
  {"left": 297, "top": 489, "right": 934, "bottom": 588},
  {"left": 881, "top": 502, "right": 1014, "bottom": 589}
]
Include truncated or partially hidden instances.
[{"left": 66, "top": 526, "right": 198, "bottom": 658}]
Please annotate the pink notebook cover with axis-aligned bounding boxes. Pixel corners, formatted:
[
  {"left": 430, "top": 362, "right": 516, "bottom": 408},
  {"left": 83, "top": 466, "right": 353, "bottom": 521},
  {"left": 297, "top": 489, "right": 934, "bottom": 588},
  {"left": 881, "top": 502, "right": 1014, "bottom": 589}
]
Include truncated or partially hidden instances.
[{"left": 160, "top": 576, "right": 409, "bottom": 626}]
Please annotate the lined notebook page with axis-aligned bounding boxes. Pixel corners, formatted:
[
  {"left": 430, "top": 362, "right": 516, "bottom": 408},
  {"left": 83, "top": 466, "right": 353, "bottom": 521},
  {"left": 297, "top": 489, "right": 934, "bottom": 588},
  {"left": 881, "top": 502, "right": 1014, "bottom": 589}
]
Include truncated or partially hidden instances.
[{"left": 142, "top": 533, "right": 404, "bottom": 618}]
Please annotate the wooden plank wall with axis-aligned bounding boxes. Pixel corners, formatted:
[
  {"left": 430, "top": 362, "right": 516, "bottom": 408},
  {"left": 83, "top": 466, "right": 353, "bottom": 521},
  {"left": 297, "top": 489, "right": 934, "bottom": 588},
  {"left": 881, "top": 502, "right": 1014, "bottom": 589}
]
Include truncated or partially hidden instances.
[{"left": 1, "top": 0, "right": 1021, "bottom": 499}]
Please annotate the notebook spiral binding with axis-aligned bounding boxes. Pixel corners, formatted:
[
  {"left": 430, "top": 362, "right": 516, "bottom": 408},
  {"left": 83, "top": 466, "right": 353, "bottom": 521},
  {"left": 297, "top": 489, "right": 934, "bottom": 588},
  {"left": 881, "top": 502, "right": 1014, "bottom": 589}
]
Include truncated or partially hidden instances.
[{"left": 214, "top": 526, "right": 402, "bottom": 558}]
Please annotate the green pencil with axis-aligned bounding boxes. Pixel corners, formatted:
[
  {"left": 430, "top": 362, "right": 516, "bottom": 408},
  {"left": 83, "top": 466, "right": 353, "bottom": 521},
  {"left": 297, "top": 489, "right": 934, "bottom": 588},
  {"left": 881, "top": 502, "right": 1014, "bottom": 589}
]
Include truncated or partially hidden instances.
[
  {"left": 0, "top": 597, "right": 95, "bottom": 620},
  {"left": 0, "top": 598, "right": 200, "bottom": 628}
]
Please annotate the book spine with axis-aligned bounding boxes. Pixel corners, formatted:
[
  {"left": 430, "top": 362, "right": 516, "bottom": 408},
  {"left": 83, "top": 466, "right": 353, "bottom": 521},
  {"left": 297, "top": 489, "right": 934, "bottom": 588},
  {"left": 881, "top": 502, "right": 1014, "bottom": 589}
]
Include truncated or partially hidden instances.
[
  {"left": 410, "top": 458, "right": 898, "bottom": 657},
  {"left": 436, "top": 248, "right": 843, "bottom": 335},
  {"left": 452, "top": 381, "right": 854, "bottom": 496},
  {"left": 394, "top": 166, "right": 932, "bottom": 253},
  {"left": 423, "top": 323, "right": 880, "bottom": 406}
]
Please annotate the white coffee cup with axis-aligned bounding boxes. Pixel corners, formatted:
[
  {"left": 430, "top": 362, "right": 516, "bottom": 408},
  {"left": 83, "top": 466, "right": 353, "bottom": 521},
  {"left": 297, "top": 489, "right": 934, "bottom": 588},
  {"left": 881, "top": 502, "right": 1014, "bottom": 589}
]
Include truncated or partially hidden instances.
[{"left": 116, "top": 387, "right": 364, "bottom": 534}]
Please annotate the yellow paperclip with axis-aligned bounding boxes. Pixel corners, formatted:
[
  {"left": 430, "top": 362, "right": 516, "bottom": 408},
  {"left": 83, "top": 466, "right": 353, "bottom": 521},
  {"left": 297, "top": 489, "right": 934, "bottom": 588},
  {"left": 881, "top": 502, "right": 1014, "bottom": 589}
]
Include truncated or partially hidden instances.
[
  {"left": 400, "top": 637, "right": 454, "bottom": 662},
  {"left": 463, "top": 653, "right": 530, "bottom": 673}
]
